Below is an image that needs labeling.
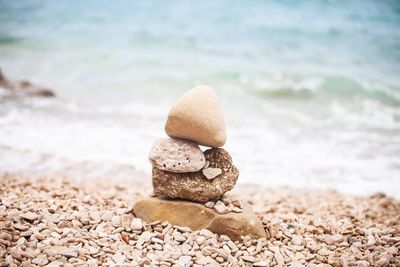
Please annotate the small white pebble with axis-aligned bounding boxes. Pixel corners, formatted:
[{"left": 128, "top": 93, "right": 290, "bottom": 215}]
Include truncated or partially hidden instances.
[
  {"left": 214, "top": 201, "right": 229, "bottom": 214},
  {"left": 111, "top": 215, "right": 121, "bottom": 227},
  {"left": 204, "top": 201, "right": 215, "bottom": 208},
  {"left": 131, "top": 218, "right": 143, "bottom": 230},
  {"left": 83, "top": 195, "right": 91, "bottom": 203}
]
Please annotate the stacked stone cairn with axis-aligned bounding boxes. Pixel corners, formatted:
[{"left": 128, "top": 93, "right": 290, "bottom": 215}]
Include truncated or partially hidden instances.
[{"left": 134, "top": 85, "right": 265, "bottom": 241}]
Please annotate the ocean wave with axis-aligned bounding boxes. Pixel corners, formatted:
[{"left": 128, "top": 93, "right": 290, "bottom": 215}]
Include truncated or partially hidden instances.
[
  {"left": 246, "top": 74, "right": 400, "bottom": 106},
  {"left": 0, "top": 34, "right": 24, "bottom": 45}
]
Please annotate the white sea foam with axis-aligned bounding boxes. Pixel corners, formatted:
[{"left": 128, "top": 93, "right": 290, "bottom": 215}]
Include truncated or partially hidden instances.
[{"left": 0, "top": 90, "right": 399, "bottom": 198}]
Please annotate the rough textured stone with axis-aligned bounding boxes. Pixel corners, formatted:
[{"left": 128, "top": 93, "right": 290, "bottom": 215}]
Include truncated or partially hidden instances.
[
  {"left": 152, "top": 148, "right": 238, "bottom": 202},
  {"left": 133, "top": 197, "right": 266, "bottom": 241},
  {"left": 149, "top": 138, "right": 205, "bottom": 173},
  {"left": 165, "top": 85, "right": 226, "bottom": 147}
]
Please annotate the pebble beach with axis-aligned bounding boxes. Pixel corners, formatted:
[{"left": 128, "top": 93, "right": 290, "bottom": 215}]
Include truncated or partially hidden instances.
[{"left": 1, "top": 174, "right": 399, "bottom": 266}]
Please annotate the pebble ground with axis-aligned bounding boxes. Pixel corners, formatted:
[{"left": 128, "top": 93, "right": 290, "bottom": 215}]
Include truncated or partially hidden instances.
[{"left": 0, "top": 174, "right": 399, "bottom": 266}]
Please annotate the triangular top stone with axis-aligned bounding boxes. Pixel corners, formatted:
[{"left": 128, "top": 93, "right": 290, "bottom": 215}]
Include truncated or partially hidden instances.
[{"left": 165, "top": 85, "right": 226, "bottom": 147}]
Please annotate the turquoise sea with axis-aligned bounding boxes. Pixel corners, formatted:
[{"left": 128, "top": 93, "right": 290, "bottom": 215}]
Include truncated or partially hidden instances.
[{"left": 1, "top": 0, "right": 400, "bottom": 197}]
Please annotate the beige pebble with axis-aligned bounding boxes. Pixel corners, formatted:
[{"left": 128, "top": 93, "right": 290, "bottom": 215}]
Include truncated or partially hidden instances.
[
  {"left": 20, "top": 230, "right": 32, "bottom": 237},
  {"left": 366, "top": 235, "right": 376, "bottom": 247},
  {"left": 31, "top": 254, "right": 48, "bottom": 266},
  {"left": 112, "top": 252, "right": 126, "bottom": 264},
  {"left": 201, "top": 247, "right": 212, "bottom": 257},
  {"left": 58, "top": 247, "right": 78, "bottom": 258},
  {"left": 204, "top": 201, "right": 215, "bottom": 208},
  {"left": 101, "top": 211, "right": 113, "bottom": 221},
  {"left": 271, "top": 247, "right": 285, "bottom": 266},
  {"left": 14, "top": 223, "right": 29, "bottom": 231},
  {"left": 9, "top": 248, "right": 22, "bottom": 261},
  {"left": 88, "top": 246, "right": 99, "bottom": 255},
  {"left": 177, "top": 255, "right": 192, "bottom": 266},
  {"left": 231, "top": 199, "right": 243, "bottom": 209},
  {"left": 131, "top": 218, "right": 143, "bottom": 230},
  {"left": 242, "top": 255, "right": 255, "bottom": 263},
  {"left": 174, "top": 225, "right": 191, "bottom": 232},
  {"left": 318, "top": 248, "right": 331, "bottom": 256},
  {"left": 46, "top": 261, "right": 63, "bottom": 267},
  {"left": 332, "top": 234, "right": 344, "bottom": 243},
  {"left": 322, "top": 234, "right": 334, "bottom": 245},
  {"left": 1, "top": 198, "right": 10, "bottom": 207},
  {"left": 254, "top": 261, "right": 269, "bottom": 267},
  {"left": 376, "top": 253, "right": 392, "bottom": 267},
  {"left": 111, "top": 215, "right": 121, "bottom": 227},
  {"left": 196, "top": 236, "right": 206, "bottom": 246},
  {"left": 214, "top": 201, "right": 229, "bottom": 214},
  {"left": 357, "top": 260, "right": 370, "bottom": 267},
  {"left": 196, "top": 256, "right": 216, "bottom": 265},
  {"left": 291, "top": 235, "right": 303, "bottom": 246},
  {"left": 231, "top": 206, "right": 243, "bottom": 213},
  {"left": 83, "top": 195, "right": 91, "bottom": 203},
  {"left": 173, "top": 231, "right": 186, "bottom": 242},
  {"left": 227, "top": 241, "right": 238, "bottom": 252},
  {"left": 211, "top": 257, "right": 221, "bottom": 263},
  {"left": 202, "top": 168, "right": 222, "bottom": 180},
  {"left": 44, "top": 248, "right": 57, "bottom": 257},
  {"left": 121, "top": 214, "right": 133, "bottom": 228},
  {"left": 295, "top": 252, "right": 305, "bottom": 260},
  {"left": 199, "top": 229, "right": 214, "bottom": 238},
  {"left": 35, "top": 232, "right": 45, "bottom": 241},
  {"left": 242, "top": 236, "right": 252, "bottom": 247},
  {"left": 136, "top": 232, "right": 155, "bottom": 247},
  {"left": 20, "top": 212, "right": 38, "bottom": 222}
]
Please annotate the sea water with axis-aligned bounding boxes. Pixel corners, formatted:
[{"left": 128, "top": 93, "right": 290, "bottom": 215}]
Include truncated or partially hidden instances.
[{"left": 0, "top": 0, "right": 400, "bottom": 197}]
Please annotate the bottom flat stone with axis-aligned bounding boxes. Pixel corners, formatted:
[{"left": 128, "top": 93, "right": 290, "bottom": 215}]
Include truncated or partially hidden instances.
[{"left": 133, "top": 197, "right": 266, "bottom": 241}]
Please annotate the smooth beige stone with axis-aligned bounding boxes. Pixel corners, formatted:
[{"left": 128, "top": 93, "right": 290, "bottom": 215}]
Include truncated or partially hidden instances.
[
  {"left": 165, "top": 85, "right": 226, "bottom": 147},
  {"left": 149, "top": 138, "right": 206, "bottom": 173},
  {"left": 133, "top": 197, "right": 266, "bottom": 241}
]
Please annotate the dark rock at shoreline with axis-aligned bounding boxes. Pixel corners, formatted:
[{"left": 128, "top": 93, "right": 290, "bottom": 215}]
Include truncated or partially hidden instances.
[
  {"left": 0, "top": 69, "right": 14, "bottom": 89},
  {"left": 23, "top": 86, "right": 55, "bottom": 97},
  {"left": 0, "top": 68, "right": 55, "bottom": 97},
  {"left": 152, "top": 148, "right": 239, "bottom": 202}
]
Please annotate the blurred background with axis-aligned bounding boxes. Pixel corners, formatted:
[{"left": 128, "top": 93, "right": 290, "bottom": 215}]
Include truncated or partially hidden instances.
[{"left": 0, "top": 0, "right": 399, "bottom": 197}]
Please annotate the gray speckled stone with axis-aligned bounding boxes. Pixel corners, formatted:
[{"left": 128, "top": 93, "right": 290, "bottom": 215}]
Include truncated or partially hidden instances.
[
  {"left": 149, "top": 138, "right": 206, "bottom": 173},
  {"left": 152, "top": 148, "right": 239, "bottom": 202}
]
